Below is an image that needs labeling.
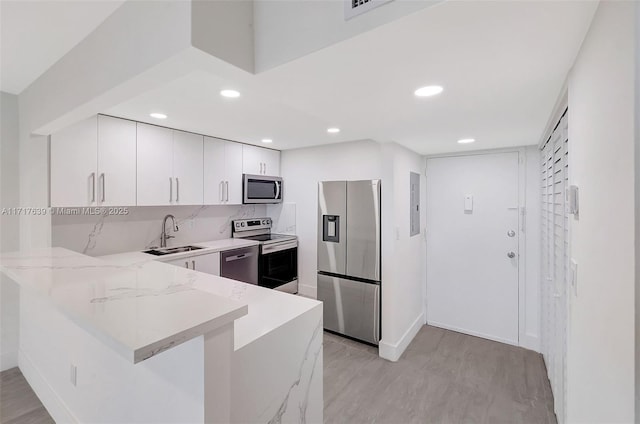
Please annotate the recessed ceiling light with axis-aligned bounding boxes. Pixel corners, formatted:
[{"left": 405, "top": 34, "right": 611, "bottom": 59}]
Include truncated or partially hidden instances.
[
  {"left": 327, "top": 128, "right": 340, "bottom": 134},
  {"left": 262, "top": 139, "right": 273, "bottom": 144},
  {"left": 220, "top": 89, "right": 240, "bottom": 98},
  {"left": 414, "top": 85, "right": 443, "bottom": 97},
  {"left": 457, "top": 138, "right": 476, "bottom": 144},
  {"left": 149, "top": 112, "right": 167, "bottom": 119}
]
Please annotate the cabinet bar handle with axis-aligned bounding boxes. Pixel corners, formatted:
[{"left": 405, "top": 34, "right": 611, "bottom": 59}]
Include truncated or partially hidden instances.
[
  {"left": 185, "top": 261, "right": 189, "bottom": 269},
  {"left": 192, "top": 260, "right": 195, "bottom": 270},
  {"left": 176, "top": 177, "right": 180, "bottom": 202},
  {"left": 225, "top": 181, "right": 229, "bottom": 202},
  {"left": 100, "top": 173, "right": 105, "bottom": 203},
  {"left": 90, "top": 173, "right": 96, "bottom": 203},
  {"left": 219, "top": 181, "right": 224, "bottom": 202},
  {"left": 170, "top": 178, "right": 173, "bottom": 202}
]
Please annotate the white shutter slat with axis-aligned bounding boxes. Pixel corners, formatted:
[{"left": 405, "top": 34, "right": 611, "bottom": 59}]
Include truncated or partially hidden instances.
[{"left": 540, "top": 107, "right": 568, "bottom": 424}]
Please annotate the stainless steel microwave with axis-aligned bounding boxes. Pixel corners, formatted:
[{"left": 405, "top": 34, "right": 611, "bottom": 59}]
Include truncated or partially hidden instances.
[{"left": 243, "top": 174, "right": 283, "bottom": 204}]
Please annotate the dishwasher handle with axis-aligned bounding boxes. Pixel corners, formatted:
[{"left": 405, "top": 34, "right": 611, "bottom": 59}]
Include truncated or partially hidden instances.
[{"left": 225, "top": 252, "right": 254, "bottom": 262}]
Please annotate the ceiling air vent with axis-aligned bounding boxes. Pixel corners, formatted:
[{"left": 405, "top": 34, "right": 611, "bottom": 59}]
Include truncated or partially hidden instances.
[{"left": 344, "top": 0, "right": 394, "bottom": 20}]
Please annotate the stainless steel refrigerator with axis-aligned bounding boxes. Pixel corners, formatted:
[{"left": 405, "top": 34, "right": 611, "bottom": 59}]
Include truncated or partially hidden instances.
[{"left": 317, "top": 180, "right": 381, "bottom": 345}]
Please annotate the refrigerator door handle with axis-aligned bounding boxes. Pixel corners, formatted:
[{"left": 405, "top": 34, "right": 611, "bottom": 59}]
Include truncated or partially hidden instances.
[{"left": 374, "top": 284, "right": 380, "bottom": 343}]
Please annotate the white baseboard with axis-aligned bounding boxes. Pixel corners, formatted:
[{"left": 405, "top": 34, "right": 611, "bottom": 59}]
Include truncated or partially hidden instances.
[
  {"left": 19, "top": 349, "right": 79, "bottom": 424},
  {"left": 521, "top": 333, "right": 541, "bottom": 353},
  {"left": 297, "top": 283, "right": 317, "bottom": 299},
  {"left": 379, "top": 312, "right": 424, "bottom": 362},
  {"left": 0, "top": 350, "right": 18, "bottom": 371}
]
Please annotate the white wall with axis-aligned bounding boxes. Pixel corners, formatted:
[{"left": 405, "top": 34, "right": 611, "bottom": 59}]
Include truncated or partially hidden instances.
[
  {"left": 253, "top": 0, "right": 442, "bottom": 72},
  {"left": 52, "top": 204, "right": 266, "bottom": 257},
  {"left": 280, "top": 140, "right": 383, "bottom": 297},
  {"left": 378, "top": 143, "right": 427, "bottom": 361},
  {"left": 567, "top": 2, "right": 636, "bottom": 422},
  {"left": 192, "top": 0, "right": 254, "bottom": 73},
  {"left": 0, "top": 91, "right": 20, "bottom": 371},
  {"left": 281, "top": 140, "right": 426, "bottom": 361}
]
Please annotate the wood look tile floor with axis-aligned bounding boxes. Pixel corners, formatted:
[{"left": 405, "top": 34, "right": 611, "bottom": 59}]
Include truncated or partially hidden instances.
[
  {"left": 324, "top": 325, "right": 557, "bottom": 424},
  {"left": 0, "top": 368, "right": 53, "bottom": 424},
  {"left": 0, "top": 325, "right": 556, "bottom": 424}
]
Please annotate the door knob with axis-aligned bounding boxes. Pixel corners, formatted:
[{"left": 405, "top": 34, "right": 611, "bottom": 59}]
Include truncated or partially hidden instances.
[
  {"left": 507, "top": 252, "right": 516, "bottom": 259},
  {"left": 507, "top": 230, "right": 516, "bottom": 237}
]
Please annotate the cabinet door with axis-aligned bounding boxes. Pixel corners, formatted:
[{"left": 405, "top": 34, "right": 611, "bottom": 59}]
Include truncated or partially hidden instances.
[
  {"left": 242, "top": 144, "right": 261, "bottom": 175},
  {"left": 51, "top": 116, "right": 98, "bottom": 207},
  {"left": 97, "top": 116, "right": 136, "bottom": 206},
  {"left": 192, "top": 252, "right": 220, "bottom": 276},
  {"left": 164, "top": 257, "right": 191, "bottom": 269},
  {"left": 136, "top": 123, "right": 173, "bottom": 206},
  {"left": 203, "top": 137, "right": 226, "bottom": 205},
  {"left": 173, "top": 130, "right": 203, "bottom": 205},
  {"left": 262, "top": 148, "right": 280, "bottom": 176},
  {"left": 225, "top": 141, "right": 244, "bottom": 205}
]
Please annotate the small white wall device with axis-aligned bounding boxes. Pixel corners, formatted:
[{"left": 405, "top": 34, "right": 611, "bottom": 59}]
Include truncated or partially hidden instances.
[
  {"left": 567, "top": 185, "right": 579, "bottom": 217},
  {"left": 464, "top": 195, "right": 473, "bottom": 213}
]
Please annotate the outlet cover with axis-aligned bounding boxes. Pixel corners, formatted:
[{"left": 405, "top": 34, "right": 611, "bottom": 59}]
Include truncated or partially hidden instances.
[
  {"left": 70, "top": 364, "right": 77, "bottom": 386},
  {"left": 570, "top": 259, "right": 578, "bottom": 296}
]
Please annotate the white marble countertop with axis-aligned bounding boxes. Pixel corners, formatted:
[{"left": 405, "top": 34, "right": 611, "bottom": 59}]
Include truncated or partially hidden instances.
[
  {"left": 99, "top": 239, "right": 321, "bottom": 351},
  {"left": 0, "top": 247, "right": 248, "bottom": 363},
  {"left": 100, "top": 238, "right": 260, "bottom": 265}
]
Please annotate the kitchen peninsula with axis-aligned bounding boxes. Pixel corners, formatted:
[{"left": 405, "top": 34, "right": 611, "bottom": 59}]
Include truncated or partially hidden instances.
[{"left": 0, "top": 247, "right": 322, "bottom": 423}]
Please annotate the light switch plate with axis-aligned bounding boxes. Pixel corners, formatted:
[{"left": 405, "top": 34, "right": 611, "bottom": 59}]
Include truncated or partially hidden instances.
[{"left": 464, "top": 195, "right": 473, "bottom": 213}]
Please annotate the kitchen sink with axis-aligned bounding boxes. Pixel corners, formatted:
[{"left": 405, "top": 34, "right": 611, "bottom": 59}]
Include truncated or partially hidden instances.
[{"left": 143, "top": 245, "right": 205, "bottom": 256}]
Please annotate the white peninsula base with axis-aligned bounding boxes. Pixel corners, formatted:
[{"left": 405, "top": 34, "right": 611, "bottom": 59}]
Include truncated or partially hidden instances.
[{"left": 2, "top": 248, "right": 323, "bottom": 424}]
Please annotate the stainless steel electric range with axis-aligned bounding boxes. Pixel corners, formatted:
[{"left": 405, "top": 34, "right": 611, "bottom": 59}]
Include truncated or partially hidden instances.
[{"left": 232, "top": 218, "right": 298, "bottom": 294}]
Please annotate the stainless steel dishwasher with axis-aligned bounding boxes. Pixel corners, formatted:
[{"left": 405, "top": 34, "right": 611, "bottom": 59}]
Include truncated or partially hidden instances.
[{"left": 220, "top": 245, "right": 259, "bottom": 285}]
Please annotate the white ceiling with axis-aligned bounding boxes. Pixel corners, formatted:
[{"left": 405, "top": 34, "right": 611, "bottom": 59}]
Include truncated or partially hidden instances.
[
  {"left": 108, "top": 1, "right": 597, "bottom": 155},
  {"left": 0, "top": 0, "right": 124, "bottom": 94}
]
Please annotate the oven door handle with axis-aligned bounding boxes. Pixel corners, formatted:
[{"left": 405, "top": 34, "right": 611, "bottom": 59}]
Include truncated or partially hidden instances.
[{"left": 261, "top": 240, "right": 298, "bottom": 254}]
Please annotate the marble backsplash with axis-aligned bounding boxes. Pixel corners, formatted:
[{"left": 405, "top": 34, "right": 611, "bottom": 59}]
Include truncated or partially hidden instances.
[
  {"left": 52, "top": 203, "right": 297, "bottom": 257},
  {"left": 51, "top": 205, "right": 266, "bottom": 257}
]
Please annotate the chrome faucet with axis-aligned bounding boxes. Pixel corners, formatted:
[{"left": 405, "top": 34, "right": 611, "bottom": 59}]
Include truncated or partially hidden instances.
[{"left": 160, "top": 214, "right": 179, "bottom": 248}]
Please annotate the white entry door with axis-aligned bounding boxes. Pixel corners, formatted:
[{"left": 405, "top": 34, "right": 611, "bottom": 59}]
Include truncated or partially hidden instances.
[{"left": 426, "top": 151, "right": 520, "bottom": 345}]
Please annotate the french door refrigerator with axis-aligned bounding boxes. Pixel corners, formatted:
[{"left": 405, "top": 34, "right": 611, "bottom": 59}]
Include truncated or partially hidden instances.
[{"left": 317, "top": 179, "right": 381, "bottom": 345}]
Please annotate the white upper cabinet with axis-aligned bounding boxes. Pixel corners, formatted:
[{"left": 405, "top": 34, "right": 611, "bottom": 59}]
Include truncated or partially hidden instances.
[
  {"left": 137, "top": 125, "right": 204, "bottom": 206},
  {"left": 97, "top": 116, "right": 136, "bottom": 206},
  {"left": 52, "top": 115, "right": 276, "bottom": 208},
  {"left": 242, "top": 145, "right": 280, "bottom": 176},
  {"left": 225, "top": 142, "right": 243, "bottom": 204},
  {"left": 136, "top": 123, "right": 173, "bottom": 206},
  {"left": 203, "top": 137, "right": 226, "bottom": 205},
  {"left": 204, "top": 137, "right": 243, "bottom": 205},
  {"left": 242, "top": 144, "right": 262, "bottom": 175},
  {"left": 261, "top": 148, "right": 280, "bottom": 177},
  {"left": 51, "top": 116, "right": 98, "bottom": 207},
  {"left": 172, "top": 130, "right": 204, "bottom": 205}
]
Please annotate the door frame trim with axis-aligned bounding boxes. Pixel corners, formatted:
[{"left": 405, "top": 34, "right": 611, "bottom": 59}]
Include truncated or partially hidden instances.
[{"left": 424, "top": 146, "right": 535, "bottom": 351}]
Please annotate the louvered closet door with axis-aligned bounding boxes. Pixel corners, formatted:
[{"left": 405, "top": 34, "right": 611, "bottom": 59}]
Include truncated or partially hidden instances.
[{"left": 540, "top": 109, "right": 568, "bottom": 424}]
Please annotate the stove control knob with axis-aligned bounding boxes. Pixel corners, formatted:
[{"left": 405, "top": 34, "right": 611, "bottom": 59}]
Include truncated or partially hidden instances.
[
  {"left": 262, "top": 220, "right": 267, "bottom": 225},
  {"left": 241, "top": 222, "right": 245, "bottom": 227}
]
